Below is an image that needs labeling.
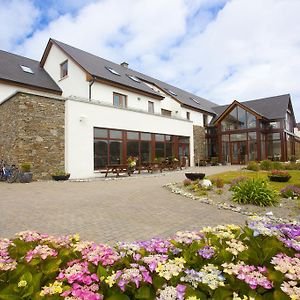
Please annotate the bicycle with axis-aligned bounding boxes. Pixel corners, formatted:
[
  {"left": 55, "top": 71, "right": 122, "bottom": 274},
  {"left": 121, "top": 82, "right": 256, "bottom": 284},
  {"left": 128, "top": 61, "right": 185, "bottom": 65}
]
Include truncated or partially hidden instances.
[{"left": 6, "top": 164, "right": 20, "bottom": 183}]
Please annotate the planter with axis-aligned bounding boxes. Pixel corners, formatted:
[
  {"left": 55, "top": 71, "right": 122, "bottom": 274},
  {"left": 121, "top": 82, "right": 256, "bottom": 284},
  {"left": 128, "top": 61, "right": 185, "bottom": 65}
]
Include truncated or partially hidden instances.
[
  {"left": 52, "top": 174, "right": 70, "bottom": 181},
  {"left": 268, "top": 175, "right": 291, "bottom": 182},
  {"left": 19, "top": 172, "right": 33, "bottom": 183},
  {"left": 185, "top": 172, "right": 205, "bottom": 181}
]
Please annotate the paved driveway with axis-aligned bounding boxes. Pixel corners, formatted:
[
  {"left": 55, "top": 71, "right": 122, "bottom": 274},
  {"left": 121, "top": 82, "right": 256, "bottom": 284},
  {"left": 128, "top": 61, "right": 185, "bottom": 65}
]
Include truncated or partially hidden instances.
[{"left": 0, "top": 165, "right": 246, "bottom": 243}]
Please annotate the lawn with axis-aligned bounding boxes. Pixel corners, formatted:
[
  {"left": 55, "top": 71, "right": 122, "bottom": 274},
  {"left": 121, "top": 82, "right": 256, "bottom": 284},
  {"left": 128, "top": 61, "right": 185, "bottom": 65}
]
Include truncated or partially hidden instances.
[{"left": 208, "top": 170, "right": 300, "bottom": 191}]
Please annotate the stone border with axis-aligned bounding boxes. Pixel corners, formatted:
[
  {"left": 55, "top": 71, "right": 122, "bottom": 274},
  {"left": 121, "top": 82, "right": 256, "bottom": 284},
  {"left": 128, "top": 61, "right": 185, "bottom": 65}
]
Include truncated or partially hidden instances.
[{"left": 164, "top": 182, "right": 300, "bottom": 225}]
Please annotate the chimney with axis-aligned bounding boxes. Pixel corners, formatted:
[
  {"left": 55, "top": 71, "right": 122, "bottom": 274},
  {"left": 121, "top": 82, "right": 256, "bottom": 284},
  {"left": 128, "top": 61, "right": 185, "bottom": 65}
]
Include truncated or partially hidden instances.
[{"left": 120, "top": 61, "right": 129, "bottom": 68}]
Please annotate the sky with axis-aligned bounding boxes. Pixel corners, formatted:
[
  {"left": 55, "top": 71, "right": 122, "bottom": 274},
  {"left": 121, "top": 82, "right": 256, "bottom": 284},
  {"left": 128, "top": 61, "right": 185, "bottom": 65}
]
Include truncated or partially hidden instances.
[{"left": 0, "top": 0, "right": 299, "bottom": 120}]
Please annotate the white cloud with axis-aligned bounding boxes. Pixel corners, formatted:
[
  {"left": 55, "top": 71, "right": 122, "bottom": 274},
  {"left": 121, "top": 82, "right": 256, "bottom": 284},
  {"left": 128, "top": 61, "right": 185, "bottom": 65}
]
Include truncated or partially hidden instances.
[
  {"left": 0, "top": 0, "right": 39, "bottom": 51},
  {"left": 2, "top": 0, "right": 300, "bottom": 120}
]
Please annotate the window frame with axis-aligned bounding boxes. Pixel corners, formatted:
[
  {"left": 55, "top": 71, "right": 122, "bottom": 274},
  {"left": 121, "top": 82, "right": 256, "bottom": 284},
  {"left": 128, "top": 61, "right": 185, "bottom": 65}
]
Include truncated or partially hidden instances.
[
  {"left": 60, "top": 60, "right": 68, "bottom": 79},
  {"left": 148, "top": 101, "right": 154, "bottom": 114},
  {"left": 161, "top": 108, "right": 172, "bottom": 117},
  {"left": 113, "top": 92, "right": 127, "bottom": 108}
]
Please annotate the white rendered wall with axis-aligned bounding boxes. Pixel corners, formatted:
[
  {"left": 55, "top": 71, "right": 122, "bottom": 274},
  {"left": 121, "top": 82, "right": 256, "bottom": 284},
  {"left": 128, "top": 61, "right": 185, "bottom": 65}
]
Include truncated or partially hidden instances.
[
  {"left": 43, "top": 44, "right": 89, "bottom": 98},
  {"left": 0, "top": 83, "right": 56, "bottom": 103},
  {"left": 65, "top": 99, "right": 194, "bottom": 179}
]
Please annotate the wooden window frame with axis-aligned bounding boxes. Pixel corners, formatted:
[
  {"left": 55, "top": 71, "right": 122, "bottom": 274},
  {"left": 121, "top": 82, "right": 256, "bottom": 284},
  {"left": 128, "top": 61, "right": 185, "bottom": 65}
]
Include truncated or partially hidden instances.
[
  {"left": 60, "top": 60, "right": 68, "bottom": 79},
  {"left": 113, "top": 92, "right": 127, "bottom": 108}
]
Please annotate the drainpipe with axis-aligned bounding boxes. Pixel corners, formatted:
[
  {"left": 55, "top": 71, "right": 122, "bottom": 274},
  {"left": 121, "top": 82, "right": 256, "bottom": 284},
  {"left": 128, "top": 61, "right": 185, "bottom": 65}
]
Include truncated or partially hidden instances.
[{"left": 89, "top": 77, "right": 95, "bottom": 101}]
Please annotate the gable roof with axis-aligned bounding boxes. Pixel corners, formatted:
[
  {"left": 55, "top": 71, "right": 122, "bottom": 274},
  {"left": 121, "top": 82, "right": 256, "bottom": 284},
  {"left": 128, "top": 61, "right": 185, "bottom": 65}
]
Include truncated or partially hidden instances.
[
  {"left": 41, "top": 39, "right": 216, "bottom": 114},
  {"left": 0, "top": 50, "right": 62, "bottom": 95},
  {"left": 211, "top": 94, "right": 292, "bottom": 124}
]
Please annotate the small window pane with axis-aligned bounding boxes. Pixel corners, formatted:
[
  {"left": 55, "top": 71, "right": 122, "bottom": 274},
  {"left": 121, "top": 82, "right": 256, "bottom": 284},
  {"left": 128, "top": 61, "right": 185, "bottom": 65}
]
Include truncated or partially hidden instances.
[
  {"left": 109, "top": 141, "right": 122, "bottom": 164},
  {"left": 155, "top": 134, "right": 165, "bottom": 141},
  {"left": 230, "top": 133, "right": 247, "bottom": 141},
  {"left": 110, "top": 130, "right": 122, "bottom": 139},
  {"left": 221, "top": 135, "right": 229, "bottom": 142},
  {"left": 94, "top": 140, "right": 108, "bottom": 169},
  {"left": 141, "top": 133, "right": 151, "bottom": 141},
  {"left": 155, "top": 142, "right": 165, "bottom": 159},
  {"left": 127, "top": 131, "right": 139, "bottom": 140},
  {"left": 94, "top": 128, "right": 108, "bottom": 138},
  {"left": 148, "top": 101, "right": 154, "bottom": 114},
  {"left": 178, "top": 136, "right": 189, "bottom": 143}
]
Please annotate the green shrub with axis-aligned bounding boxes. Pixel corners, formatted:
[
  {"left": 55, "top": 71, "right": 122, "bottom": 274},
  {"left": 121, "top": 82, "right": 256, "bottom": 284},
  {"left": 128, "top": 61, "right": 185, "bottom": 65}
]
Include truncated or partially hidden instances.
[
  {"left": 232, "top": 178, "right": 278, "bottom": 206},
  {"left": 210, "top": 157, "right": 219, "bottom": 166},
  {"left": 285, "top": 162, "right": 300, "bottom": 170},
  {"left": 260, "top": 160, "right": 273, "bottom": 171},
  {"left": 271, "top": 161, "right": 284, "bottom": 170},
  {"left": 246, "top": 161, "right": 260, "bottom": 171},
  {"left": 280, "top": 185, "right": 300, "bottom": 199},
  {"left": 290, "top": 155, "right": 297, "bottom": 163},
  {"left": 211, "top": 177, "right": 224, "bottom": 188},
  {"left": 20, "top": 162, "right": 31, "bottom": 172}
]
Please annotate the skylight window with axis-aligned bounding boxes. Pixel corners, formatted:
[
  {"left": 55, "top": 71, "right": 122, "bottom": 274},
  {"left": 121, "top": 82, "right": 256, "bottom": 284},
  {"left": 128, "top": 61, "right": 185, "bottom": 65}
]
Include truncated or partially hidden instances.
[
  {"left": 106, "top": 67, "right": 120, "bottom": 76},
  {"left": 127, "top": 75, "right": 140, "bottom": 83},
  {"left": 190, "top": 97, "right": 200, "bottom": 104},
  {"left": 20, "top": 65, "right": 34, "bottom": 74},
  {"left": 167, "top": 89, "right": 177, "bottom": 96}
]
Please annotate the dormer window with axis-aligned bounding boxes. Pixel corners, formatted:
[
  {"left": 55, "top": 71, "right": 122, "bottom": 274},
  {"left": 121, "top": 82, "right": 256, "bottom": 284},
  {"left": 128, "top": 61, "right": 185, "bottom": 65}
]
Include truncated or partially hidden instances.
[
  {"left": 20, "top": 65, "right": 34, "bottom": 74},
  {"left": 106, "top": 67, "right": 120, "bottom": 76},
  {"left": 60, "top": 60, "right": 68, "bottom": 78}
]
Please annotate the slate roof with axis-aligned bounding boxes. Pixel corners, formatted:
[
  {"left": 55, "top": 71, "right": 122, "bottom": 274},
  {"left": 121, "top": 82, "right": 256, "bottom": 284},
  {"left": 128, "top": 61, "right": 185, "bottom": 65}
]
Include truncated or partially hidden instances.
[
  {"left": 0, "top": 50, "right": 62, "bottom": 94},
  {"left": 210, "top": 94, "right": 292, "bottom": 124},
  {"left": 46, "top": 39, "right": 216, "bottom": 113}
]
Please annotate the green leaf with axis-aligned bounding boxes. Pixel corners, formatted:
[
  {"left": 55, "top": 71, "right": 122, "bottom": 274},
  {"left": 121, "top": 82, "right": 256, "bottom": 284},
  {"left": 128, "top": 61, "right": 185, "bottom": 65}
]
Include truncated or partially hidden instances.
[
  {"left": 0, "top": 284, "right": 20, "bottom": 300},
  {"left": 152, "top": 276, "right": 165, "bottom": 290},
  {"left": 8, "top": 265, "right": 27, "bottom": 283},
  {"left": 97, "top": 265, "right": 108, "bottom": 278},
  {"left": 135, "top": 286, "right": 151, "bottom": 299},
  {"left": 41, "top": 258, "right": 62, "bottom": 275},
  {"left": 106, "top": 293, "right": 131, "bottom": 300}
]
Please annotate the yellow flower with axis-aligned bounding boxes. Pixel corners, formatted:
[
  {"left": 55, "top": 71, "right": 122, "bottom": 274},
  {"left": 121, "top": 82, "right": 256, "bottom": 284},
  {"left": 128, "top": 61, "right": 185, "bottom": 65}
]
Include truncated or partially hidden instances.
[{"left": 18, "top": 280, "right": 27, "bottom": 288}]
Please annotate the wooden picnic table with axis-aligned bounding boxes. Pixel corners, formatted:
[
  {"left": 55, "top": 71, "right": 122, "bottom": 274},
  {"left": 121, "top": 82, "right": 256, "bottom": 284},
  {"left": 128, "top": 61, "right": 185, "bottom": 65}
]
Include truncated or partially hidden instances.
[{"left": 101, "top": 164, "right": 130, "bottom": 177}]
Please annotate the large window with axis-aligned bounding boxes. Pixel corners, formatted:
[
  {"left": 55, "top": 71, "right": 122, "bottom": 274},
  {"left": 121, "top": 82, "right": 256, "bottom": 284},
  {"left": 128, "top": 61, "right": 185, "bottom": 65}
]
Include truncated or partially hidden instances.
[
  {"left": 221, "top": 106, "right": 256, "bottom": 131},
  {"left": 94, "top": 128, "right": 189, "bottom": 169},
  {"left": 113, "top": 92, "right": 127, "bottom": 108},
  {"left": 267, "top": 132, "right": 281, "bottom": 160}
]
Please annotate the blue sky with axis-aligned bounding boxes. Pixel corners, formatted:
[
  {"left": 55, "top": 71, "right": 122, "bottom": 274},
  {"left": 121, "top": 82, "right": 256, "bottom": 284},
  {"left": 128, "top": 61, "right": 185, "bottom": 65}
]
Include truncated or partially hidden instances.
[{"left": 0, "top": 0, "right": 299, "bottom": 120}]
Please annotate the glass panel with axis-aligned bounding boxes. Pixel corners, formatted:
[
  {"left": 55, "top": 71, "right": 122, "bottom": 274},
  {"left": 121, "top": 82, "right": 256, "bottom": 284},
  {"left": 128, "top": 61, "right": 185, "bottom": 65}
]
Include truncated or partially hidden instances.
[
  {"left": 113, "top": 94, "right": 120, "bottom": 106},
  {"left": 165, "top": 135, "right": 172, "bottom": 141},
  {"left": 269, "top": 121, "right": 281, "bottom": 129},
  {"left": 166, "top": 143, "right": 173, "bottom": 158},
  {"left": 148, "top": 101, "right": 154, "bottom": 113},
  {"left": 109, "top": 141, "right": 122, "bottom": 164},
  {"left": 155, "top": 142, "right": 165, "bottom": 159},
  {"left": 141, "top": 141, "right": 151, "bottom": 163},
  {"left": 178, "top": 136, "right": 189, "bottom": 143},
  {"left": 240, "top": 141, "right": 247, "bottom": 163},
  {"left": 127, "top": 131, "right": 139, "bottom": 140},
  {"left": 247, "top": 112, "right": 256, "bottom": 128},
  {"left": 94, "top": 128, "right": 108, "bottom": 139},
  {"left": 230, "top": 133, "right": 247, "bottom": 142},
  {"left": 127, "top": 141, "right": 139, "bottom": 158},
  {"left": 155, "top": 134, "right": 165, "bottom": 142},
  {"left": 273, "top": 141, "right": 281, "bottom": 160},
  {"left": 94, "top": 140, "right": 108, "bottom": 169},
  {"left": 268, "top": 133, "right": 280, "bottom": 140},
  {"left": 249, "top": 140, "right": 258, "bottom": 161},
  {"left": 237, "top": 106, "right": 247, "bottom": 129},
  {"left": 221, "top": 135, "right": 229, "bottom": 142},
  {"left": 248, "top": 132, "right": 257, "bottom": 140},
  {"left": 161, "top": 109, "right": 171, "bottom": 116},
  {"left": 141, "top": 132, "right": 151, "bottom": 141},
  {"left": 232, "top": 143, "right": 239, "bottom": 162},
  {"left": 222, "top": 142, "right": 229, "bottom": 162},
  {"left": 110, "top": 130, "right": 122, "bottom": 139}
]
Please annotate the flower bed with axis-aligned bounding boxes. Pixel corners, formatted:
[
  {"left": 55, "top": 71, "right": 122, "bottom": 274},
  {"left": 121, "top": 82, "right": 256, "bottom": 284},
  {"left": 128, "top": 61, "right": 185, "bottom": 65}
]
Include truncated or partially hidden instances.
[
  {"left": 268, "top": 170, "right": 291, "bottom": 182},
  {"left": 0, "top": 217, "right": 299, "bottom": 299}
]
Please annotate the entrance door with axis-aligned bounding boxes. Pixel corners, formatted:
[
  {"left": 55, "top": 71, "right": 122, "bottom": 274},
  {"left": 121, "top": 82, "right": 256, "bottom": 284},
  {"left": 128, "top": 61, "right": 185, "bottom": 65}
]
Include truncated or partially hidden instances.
[{"left": 230, "top": 142, "right": 247, "bottom": 164}]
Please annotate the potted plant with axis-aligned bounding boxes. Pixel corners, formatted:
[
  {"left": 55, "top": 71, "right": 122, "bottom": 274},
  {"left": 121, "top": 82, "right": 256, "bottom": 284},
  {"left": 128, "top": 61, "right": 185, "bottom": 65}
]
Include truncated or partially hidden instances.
[
  {"left": 19, "top": 162, "right": 33, "bottom": 183},
  {"left": 268, "top": 170, "right": 291, "bottom": 182},
  {"left": 51, "top": 170, "right": 70, "bottom": 181},
  {"left": 127, "top": 156, "right": 138, "bottom": 175}
]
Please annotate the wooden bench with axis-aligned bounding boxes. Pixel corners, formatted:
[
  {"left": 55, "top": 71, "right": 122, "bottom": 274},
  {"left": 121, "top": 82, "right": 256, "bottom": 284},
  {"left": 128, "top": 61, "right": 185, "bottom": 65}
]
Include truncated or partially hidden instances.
[{"left": 101, "top": 164, "right": 130, "bottom": 177}]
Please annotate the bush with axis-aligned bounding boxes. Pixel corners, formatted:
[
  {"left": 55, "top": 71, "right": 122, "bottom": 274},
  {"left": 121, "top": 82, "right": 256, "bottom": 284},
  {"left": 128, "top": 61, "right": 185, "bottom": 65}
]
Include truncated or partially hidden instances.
[
  {"left": 232, "top": 178, "right": 278, "bottom": 206},
  {"left": 0, "top": 219, "right": 299, "bottom": 300},
  {"left": 246, "top": 161, "right": 260, "bottom": 171},
  {"left": 280, "top": 185, "right": 300, "bottom": 199},
  {"left": 20, "top": 162, "right": 31, "bottom": 172},
  {"left": 268, "top": 170, "right": 291, "bottom": 182},
  {"left": 285, "top": 162, "right": 300, "bottom": 170},
  {"left": 211, "top": 177, "right": 224, "bottom": 188},
  {"left": 210, "top": 157, "right": 219, "bottom": 166},
  {"left": 260, "top": 160, "right": 273, "bottom": 171},
  {"left": 271, "top": 161, "right": 284, "bottom": 170},
  {"left": 229, "top": 176, "right": 247, "bottom": 191},
  {"left": 290, "top": 155, "right": 297, "bottom": 163}
]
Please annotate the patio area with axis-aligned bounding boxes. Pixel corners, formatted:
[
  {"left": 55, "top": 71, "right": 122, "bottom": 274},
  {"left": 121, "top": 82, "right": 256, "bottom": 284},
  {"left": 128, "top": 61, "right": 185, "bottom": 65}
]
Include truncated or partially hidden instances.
[{"left": 0, "top": 165, "right": 246, "bottom": 243}]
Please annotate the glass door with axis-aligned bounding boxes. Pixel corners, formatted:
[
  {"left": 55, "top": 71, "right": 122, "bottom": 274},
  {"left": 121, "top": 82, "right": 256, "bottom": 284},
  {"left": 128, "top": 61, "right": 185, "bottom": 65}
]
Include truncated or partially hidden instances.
[
  {"left": 230, "top": 141, "right": 247, "bottom": 164},
  {"left": 231, "top": 142, "right": 239, "bottom": 164}
]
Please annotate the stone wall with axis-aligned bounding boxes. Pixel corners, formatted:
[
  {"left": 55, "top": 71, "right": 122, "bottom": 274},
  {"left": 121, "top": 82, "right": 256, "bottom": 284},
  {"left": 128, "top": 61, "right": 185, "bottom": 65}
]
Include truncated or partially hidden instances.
[
  {"left": 193, "top": 125, "right": 206, "bottom": 164},
  {"left": 0, "top": 92, "right": 65, "bottom": 179}
]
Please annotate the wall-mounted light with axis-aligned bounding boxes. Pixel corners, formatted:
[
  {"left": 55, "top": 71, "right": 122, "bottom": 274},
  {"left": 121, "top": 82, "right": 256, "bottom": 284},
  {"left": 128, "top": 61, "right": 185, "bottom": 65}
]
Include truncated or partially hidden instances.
[{"left": 79, "top": 115, "right": 87, "bottom": 122}]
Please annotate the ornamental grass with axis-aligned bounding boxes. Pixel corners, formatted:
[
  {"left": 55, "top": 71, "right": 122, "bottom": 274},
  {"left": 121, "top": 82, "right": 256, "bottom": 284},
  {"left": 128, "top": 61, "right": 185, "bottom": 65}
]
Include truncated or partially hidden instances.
[{"left": 0, "top": 217, "right": 299, "bottom": 299}]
